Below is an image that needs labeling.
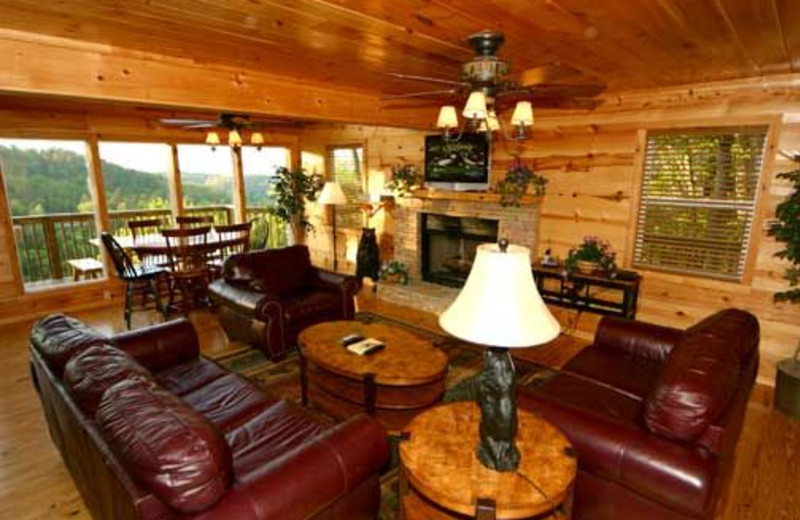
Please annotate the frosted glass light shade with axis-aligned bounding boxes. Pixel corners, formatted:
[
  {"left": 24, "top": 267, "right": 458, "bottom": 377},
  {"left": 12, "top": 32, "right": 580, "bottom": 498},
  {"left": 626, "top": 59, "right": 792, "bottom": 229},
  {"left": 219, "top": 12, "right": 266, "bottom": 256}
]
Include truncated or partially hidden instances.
[
  {"left": 251, "top": 132, "right": 265, "bottom": 145},
  {"left": 436, "top": 106, "right": 459, "bottom": 128},
  {"left": 317, "top": 181, "right": 348, "bottom": 205},
  {"left": 511, "top": 101, "right": 534, "bottom": 126},
  {"left": 462, "top": 91, "right": 488, "bottom": 120},
  {"left": 228, "top": 129, "right": 243, "bottom": 146},
  {"left": 205, "top": 131, "right": 221, "bottom": 145},
  {"left": 439, "top": 242, "right": 560, "bottom": 348}
]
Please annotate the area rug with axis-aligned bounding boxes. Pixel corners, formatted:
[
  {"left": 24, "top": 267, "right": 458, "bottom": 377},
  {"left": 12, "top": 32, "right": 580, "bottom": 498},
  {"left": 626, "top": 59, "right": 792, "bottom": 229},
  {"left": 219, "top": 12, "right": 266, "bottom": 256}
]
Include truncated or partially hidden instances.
[{"left": 213, "top": 311, "right": 557, "bottom": 519}]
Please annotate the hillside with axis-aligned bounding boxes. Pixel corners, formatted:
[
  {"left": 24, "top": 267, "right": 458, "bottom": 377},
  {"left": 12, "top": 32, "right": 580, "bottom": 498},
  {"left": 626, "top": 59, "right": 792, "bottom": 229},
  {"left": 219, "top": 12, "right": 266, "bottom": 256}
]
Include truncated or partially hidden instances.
[{"left": 0, "top": 145, "right": 276, "bottom": 216}]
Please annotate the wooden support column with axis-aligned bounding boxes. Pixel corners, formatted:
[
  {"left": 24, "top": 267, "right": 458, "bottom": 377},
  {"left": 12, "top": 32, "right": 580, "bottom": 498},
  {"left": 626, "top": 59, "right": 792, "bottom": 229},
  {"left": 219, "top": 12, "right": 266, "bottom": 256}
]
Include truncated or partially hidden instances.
[
  {"left": 85, "top": 136, "right": 113, "bottom": 278},
  {"left": 231, "top": 146, "right": 247, "bottom": 224},
  {"left": 168, "top": 144, "right": 184, "bottom": 220}
]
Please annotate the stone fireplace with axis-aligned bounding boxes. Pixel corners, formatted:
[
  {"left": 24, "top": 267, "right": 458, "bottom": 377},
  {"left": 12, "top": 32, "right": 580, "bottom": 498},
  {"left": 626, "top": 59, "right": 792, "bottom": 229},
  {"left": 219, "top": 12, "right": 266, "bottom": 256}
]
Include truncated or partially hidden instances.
[{"left": 378, "top": 192, "right": 541, "bottom": 313}]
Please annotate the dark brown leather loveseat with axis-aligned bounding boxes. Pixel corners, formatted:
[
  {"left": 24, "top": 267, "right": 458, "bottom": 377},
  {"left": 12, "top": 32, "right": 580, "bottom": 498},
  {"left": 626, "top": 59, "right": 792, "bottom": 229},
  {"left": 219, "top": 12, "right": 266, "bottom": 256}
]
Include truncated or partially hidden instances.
[
  {"left": 209, "top": 245, "right": 361, "bottom": 360},
  {"left": 520, "top": 309, "right": 759, "bottom": 520},
  {"left": 30, "top": 314, "right": 389, "bottom": 520}
]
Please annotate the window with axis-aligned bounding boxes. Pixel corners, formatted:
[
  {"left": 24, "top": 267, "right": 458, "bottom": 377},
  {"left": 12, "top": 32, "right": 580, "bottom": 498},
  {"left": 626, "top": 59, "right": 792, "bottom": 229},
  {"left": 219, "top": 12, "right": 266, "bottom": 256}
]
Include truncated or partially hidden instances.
[
  {"left": 633, "top": 127, "right": 767, "bottom": 280},
  {"left": 0, "top": 139, "right": 103, "bottom": 288},
  {"left": 177, "top": 144, "right": 234, "bottom": 224},
  {"left": 328, "top": 146, "right": 364, "bottom": 229},
  {"left": 242, "top": 146, "right": 289, "bottom": 208},
  {"left": 99, "top": 142, "right": 173, "bottom": 234}
]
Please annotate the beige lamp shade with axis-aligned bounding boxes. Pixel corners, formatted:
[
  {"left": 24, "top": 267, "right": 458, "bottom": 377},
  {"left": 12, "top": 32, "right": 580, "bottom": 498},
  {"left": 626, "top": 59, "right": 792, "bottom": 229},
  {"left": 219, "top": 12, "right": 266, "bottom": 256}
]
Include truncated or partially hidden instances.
[
  {"left": 228, "top": 129, "right": 243, "bottom": 146},
  {"left": 437, "top": 106, "right": 459, "bottom": 128},
  {"left": 251, "top": 132, "right": 265, "bottom": 145},
  {"left": 511, "top": 101, "right": 534, "bottom": 126},
  {"left": 439, "top": 242, "right": 560, "bottom": 348},
  {"left": 205, "top": 131, "right": 221, "bottom": 145},
  {"left": 486, "top": 110, "right": 501, "bottom": 131},
  {"left": 317, "top": 181, "right": 348, "bottom": 205},
  {"left": 462, "top": 91, "right": 488, "bottom": 120}
]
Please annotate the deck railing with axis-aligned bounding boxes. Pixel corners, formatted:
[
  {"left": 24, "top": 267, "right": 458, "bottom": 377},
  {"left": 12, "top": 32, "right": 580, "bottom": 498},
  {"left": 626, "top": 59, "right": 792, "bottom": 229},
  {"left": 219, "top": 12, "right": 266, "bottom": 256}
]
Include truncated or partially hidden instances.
[{"left": 12, "top": 205, "right": 288, "bottom": 285}]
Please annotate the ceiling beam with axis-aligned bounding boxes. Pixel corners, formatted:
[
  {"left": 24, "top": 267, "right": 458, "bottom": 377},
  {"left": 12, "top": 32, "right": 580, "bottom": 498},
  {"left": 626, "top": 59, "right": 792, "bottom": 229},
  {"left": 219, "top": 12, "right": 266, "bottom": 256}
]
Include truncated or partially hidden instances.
[{"left": 0, "top": 29, "right": 437, "bottom": 129}]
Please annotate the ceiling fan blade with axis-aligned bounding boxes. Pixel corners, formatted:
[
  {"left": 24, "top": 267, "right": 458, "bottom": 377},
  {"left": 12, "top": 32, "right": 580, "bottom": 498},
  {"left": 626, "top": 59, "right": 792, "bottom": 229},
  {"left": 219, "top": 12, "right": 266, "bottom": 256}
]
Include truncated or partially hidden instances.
[
  {"left": 528, "top": 83, "right": 606, "bottom": 99},
  {"left": 385, "top": 72, "right": 469, "bottom": 87},
  {"left": 182, "top": 123, "right": 217, "bottom": 129},
  {"left": 382, "top": 89, "right": 459, "bottom": 100},
  {"left": 159, "top": 118, "right": 215, "bottom": 126},
  {"left": 517, "top": 64, "right": 584, "bottom": 86}
]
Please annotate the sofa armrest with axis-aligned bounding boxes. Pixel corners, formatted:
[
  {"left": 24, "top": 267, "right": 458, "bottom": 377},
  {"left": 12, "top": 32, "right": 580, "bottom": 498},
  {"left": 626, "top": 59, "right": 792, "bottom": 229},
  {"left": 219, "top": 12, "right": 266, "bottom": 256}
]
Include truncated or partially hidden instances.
[
  {"left": 204, "top": 414, "right": 388, "bottom": 520},
  {"left": 112, "top": 319, "right": 199, "bottom": 372},
  {"left": 594, "top": 316, "right": 683, "bottom": 363},
  {"left": 519, "top": 392, "right": 716, "bottom": 517},
  {"left": 208, "top": 280, "right": 282, "bottom": 317},
  {"left": 311, "top": 268, "right": 362, "bottom": 296}
]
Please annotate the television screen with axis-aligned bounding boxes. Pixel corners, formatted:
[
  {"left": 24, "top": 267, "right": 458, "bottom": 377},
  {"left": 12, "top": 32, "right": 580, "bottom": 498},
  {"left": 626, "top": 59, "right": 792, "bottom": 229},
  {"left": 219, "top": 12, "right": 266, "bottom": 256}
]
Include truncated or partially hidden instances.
[{"left": 424, "top": 134, "right": 490, "bottom": 183}]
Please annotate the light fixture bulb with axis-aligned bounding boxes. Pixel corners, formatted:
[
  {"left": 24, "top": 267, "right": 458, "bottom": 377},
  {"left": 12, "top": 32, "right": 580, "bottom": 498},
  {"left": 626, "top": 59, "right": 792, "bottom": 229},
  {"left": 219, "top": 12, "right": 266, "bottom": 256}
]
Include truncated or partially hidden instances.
[
  {"left": 436, "top": 106, "right": 459, "bottom": 129},
  {"left": 205, "top": 131, "right": 221, "bottom": 146},
  {"left": 511, "top": 101, "right": 534, "bottom": 126},
  {"left": 462, "top": 91, "right": 488, "bottom": 120},
  {"left": 228, "top": 129, "right": 243, "bottom": 146}
]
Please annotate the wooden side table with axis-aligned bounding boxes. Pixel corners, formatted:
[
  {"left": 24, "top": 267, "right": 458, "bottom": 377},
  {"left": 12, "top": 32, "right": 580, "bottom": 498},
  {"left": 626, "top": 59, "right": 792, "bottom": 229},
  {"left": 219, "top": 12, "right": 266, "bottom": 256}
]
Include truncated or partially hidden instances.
[{"left": 399, "top": 402, "right": 577, "bottom": 519}]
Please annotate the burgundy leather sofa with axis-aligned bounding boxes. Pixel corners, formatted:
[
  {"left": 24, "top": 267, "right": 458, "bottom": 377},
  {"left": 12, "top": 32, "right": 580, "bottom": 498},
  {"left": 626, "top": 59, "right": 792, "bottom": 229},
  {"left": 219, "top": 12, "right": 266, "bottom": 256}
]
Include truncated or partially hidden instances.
[
  {"left": 520, "top": 309, "right": 759, "bottom": 520},
  {"left": 209, "top": 245, "right": 361, "bottom": 360},
  {"left": 30, "top": 314, "right": 389, "bottom": 520}
]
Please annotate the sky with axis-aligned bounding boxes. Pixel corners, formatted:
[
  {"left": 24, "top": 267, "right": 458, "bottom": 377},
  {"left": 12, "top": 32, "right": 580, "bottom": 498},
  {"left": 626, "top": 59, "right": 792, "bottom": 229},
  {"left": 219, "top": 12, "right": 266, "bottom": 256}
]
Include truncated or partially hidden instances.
[{"left": 0, "top": 138, "right": 289, "bottom": 176}]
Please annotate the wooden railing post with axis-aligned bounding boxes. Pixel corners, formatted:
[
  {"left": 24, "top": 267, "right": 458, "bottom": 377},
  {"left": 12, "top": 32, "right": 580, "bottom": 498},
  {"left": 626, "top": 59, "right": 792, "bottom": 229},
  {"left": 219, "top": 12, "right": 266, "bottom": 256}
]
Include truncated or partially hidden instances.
[{"left": 42, "top": 219, "right": 63, "bottom": 280}]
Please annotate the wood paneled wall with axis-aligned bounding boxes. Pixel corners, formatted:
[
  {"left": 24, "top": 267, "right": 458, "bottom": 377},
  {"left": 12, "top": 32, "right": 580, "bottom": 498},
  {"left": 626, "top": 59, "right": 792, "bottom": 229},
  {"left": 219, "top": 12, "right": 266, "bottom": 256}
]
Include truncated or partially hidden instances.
[{"left": 302, "top": 78, "right": 800, "bottom": 386}]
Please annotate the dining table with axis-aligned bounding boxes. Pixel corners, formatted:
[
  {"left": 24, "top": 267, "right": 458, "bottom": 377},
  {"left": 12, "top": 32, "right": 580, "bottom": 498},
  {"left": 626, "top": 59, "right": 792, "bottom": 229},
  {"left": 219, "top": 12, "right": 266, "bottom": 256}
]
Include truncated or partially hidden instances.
[{"left": 91, "top": 231, "right": 235, "bottom": 259}]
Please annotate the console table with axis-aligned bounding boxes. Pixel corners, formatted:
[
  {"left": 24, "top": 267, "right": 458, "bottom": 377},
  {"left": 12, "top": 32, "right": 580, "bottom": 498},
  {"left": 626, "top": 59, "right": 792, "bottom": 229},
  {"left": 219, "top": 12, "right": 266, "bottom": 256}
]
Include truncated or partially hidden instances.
[{"left": 531, "top": 264, "right": 641, "bottom": 319}]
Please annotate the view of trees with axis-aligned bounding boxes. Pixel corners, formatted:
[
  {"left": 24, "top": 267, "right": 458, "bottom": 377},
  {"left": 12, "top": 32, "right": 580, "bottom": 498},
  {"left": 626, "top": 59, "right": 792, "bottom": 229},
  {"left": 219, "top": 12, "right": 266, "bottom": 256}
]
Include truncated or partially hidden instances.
[{"left": 1, "top": 145, "right": 279, "bottom": 216}]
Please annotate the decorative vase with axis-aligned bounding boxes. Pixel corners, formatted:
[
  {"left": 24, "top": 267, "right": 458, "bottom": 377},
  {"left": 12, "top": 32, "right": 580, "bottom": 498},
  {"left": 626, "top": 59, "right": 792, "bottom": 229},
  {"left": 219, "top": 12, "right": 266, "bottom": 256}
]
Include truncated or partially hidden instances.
[
  {"left": 356, "top": 228, "right": 380, "bottom": 281},
  {"left": 575, "top": 260, "right": 600, "bottom": 274}
]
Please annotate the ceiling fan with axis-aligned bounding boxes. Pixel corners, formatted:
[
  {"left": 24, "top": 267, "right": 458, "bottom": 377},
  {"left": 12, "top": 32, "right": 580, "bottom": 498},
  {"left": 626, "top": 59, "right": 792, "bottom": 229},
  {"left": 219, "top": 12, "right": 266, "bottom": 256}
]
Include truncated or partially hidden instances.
[
  {"left": 158, "top": 113, "right": 278, "bottom": 148},
  {"left": 384, "top": 31, "right": 605, "bottom": 140}
]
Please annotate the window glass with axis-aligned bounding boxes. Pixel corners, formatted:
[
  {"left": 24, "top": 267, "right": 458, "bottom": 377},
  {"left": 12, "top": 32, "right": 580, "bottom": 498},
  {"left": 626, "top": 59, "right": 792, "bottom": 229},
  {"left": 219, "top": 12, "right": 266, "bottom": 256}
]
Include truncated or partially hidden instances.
[
  {"left": 177, "top": 144, "right": 234, "bottom": 224},
  {"left": 328, "top": 146, "right": 364, "bottom": 229}
]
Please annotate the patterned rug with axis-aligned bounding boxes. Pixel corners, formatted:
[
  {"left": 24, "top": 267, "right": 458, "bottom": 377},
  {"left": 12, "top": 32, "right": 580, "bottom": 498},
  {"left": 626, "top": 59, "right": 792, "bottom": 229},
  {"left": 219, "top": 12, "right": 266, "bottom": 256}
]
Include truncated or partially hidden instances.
[{"left": 214, "top": 311, "right": 556, "bottom": 519}]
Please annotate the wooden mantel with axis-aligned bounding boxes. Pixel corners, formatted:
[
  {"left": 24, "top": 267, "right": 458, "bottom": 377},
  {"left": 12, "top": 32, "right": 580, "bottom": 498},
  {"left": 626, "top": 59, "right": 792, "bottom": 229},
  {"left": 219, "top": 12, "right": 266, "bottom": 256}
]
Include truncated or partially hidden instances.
[{"left": 410, "top": 188, "right": 543, "bottom": 206}]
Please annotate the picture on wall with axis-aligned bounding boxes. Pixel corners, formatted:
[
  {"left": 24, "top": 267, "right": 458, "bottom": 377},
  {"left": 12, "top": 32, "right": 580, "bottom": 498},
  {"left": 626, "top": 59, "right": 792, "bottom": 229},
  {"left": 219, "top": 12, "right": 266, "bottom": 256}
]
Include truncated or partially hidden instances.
[{"left": 424, "top": 133, "right": 490, "bottom": 183}]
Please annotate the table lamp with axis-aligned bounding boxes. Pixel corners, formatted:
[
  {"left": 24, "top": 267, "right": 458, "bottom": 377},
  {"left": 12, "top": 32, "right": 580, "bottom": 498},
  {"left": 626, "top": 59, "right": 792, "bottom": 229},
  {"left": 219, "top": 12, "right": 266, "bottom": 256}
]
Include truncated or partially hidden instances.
[
  {"left": 317, "top": 181, "right": 347, "bottom": 270},
  {"left": 439, "top": 239, "right": 560, "bottom": 472}
]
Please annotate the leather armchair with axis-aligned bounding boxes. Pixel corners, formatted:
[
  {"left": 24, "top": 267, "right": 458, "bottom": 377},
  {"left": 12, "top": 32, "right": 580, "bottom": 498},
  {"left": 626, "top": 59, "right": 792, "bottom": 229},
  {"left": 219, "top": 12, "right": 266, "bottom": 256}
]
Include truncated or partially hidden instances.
[
  {"left": 519, "top": 309, "right": 759, "bottom": 520},
  {"left": 209, "top": 245, "right": 361, "bottom": 360}
]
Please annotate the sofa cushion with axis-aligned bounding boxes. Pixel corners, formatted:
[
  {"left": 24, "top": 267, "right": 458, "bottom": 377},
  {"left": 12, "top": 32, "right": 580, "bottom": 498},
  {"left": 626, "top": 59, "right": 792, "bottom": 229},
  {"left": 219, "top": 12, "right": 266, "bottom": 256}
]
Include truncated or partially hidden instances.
[
  {"left": 644, "top": 333, "right": 740, "bottom": 441},
  {"left": 154, "top": 358, "right": 228, "bottom": 396},
  {"left": 96, "top": 377, "right": 231, "bottom": 514},
  {"left": 225, "top": 400, "right": 330, "bottom": 479},
  {"left": 225, "top": 245, "right": 313, "bottom": 296},
  {"left": 182, "top": 373, "right": 278, "bottom": 432},
  {"left": 64, "top": 345, "right": 152, "bottom": 416},
  {"left": 562, "top": 346, "right": 661, "bottom": 400},
  {"left": 283, "top": 289, "right": 342, "bottom": 327},
  {"left": 31, "top": 314, "right": 109, "bottom": 375},
  {"left": 686, "top": 308, "right": 759, "bottom": 364}
]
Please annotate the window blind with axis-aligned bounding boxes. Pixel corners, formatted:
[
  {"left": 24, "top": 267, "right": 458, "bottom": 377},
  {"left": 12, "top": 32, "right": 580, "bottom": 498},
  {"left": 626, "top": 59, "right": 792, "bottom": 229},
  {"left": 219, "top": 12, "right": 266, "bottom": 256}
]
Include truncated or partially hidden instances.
[
  {"left": 328, "top": 146, "right": 364, "bottom": 229},
  {"left": 633, "top": 127, "right": 767, "bottom": 281}
]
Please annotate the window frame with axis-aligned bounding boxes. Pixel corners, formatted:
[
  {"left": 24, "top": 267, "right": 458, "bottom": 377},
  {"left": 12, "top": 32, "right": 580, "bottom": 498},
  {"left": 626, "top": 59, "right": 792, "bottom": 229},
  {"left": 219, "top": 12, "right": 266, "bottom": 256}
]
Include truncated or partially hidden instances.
[{"left": 325, "top": 143, "right": 367, "bottom": 230}]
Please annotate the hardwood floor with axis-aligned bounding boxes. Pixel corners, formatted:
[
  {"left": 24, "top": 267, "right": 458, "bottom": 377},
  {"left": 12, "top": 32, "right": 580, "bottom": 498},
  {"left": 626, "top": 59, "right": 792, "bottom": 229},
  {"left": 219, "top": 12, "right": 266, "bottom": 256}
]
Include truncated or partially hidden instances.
[{"left": 0, "top": 297, "right": 797, "bottom": 520}]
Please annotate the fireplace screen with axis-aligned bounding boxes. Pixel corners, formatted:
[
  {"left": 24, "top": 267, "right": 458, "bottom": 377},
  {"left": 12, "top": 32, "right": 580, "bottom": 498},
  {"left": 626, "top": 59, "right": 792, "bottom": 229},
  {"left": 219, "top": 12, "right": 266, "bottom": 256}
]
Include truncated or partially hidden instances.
[{"left": 421, "top": 214, "right": 499, "bottom": 288}]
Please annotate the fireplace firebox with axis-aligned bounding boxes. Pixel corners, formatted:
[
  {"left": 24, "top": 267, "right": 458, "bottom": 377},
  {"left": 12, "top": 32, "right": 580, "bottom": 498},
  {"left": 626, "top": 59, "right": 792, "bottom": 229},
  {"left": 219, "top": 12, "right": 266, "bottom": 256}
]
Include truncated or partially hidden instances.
[{"left": 421, "top": 214, "right": 499, "bottom": 288}]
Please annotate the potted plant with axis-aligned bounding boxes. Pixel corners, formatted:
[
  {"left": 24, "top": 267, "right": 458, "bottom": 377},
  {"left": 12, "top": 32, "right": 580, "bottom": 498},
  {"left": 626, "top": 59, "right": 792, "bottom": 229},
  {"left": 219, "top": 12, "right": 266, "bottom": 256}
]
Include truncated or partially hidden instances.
[
  {"left": 565, "top": 236, "right": 617, "bottom": 274},
  {"left": 268, "top": 167, "right": 322, "bottom": 244},
  {"left": 386, "top": 163, "right": 421, "bottom": 197},
  {"left": 379, "top": 260, "right": 409, "bottom": 285},
  {"left": 769, "top": 151, "right": 800, "bottom": 418},
  {"left": 497, "top": 159, "right": 547, "bottom": 207}
]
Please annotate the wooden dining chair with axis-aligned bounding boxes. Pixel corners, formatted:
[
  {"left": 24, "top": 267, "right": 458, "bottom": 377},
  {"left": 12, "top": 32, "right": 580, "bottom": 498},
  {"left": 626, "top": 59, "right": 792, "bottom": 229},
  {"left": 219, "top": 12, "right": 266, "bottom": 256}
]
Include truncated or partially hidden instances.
[
  {"left": 161, "top": 226, "right": 211, "bottom": 315},
  {"left": 101, "top": 233, "right": 167, "bottom": 329},
  {"left": 128, "top": 218, "right": 167, "bottom": 267},
  {"left": 208, "top": 222, "right": 252, "bottom": 277},
  {"left": 176, "top": 215, "right": 215, "bottom": 228}
]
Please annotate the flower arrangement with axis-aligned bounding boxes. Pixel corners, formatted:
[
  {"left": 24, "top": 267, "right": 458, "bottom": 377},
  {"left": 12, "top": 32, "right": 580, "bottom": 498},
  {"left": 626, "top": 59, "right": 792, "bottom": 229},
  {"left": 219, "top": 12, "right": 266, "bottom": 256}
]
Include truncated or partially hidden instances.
[
  {"left": 565, "top": 236, "right": 617, "bottom": 273},
  {"left": 497, "top": 160, "right": 547, "bottom": 207},
  {"left": 379, "top": 260, "right": 409, "bottom": 285},
  {"left": 386, "top": 163, "right": 421, "bottom": 197}
]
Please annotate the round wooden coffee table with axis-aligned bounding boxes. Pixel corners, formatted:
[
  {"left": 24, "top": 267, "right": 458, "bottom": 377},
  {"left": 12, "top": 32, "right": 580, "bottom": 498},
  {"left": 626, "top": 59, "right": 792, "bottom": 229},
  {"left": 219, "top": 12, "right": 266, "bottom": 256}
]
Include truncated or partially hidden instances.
[
  {"left": 399, "top": 401, "right": 577, "bottom": 519},
  {"left": 298, "top": 321, "right": 449, "bottom": 432}
]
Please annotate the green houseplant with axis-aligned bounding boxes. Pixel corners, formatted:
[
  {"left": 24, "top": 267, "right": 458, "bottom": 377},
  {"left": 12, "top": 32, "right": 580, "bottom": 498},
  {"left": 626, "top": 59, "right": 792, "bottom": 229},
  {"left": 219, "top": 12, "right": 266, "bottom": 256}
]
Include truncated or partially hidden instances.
[
  {"left": 565, "top": 236, "right": 617, "bottom": 274},
  {"left": 497, "top": 160, "right": 547, "bottom": 207},
  {"left": 769, "top": 152, "right": 800, "bottom": 304},
  {"left": 386, "top": 163, "right": 421, "bottom": 197},
  {"left": 268, "top": 167, "right": 323, "bottom": 244}
]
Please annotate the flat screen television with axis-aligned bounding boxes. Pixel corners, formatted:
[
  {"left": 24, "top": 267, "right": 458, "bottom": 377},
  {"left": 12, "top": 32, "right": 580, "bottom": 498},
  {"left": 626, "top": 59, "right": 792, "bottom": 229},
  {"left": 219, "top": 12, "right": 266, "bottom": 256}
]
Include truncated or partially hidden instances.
[{"left": 424, "top": 133, "right": 490, "bottom": 191}]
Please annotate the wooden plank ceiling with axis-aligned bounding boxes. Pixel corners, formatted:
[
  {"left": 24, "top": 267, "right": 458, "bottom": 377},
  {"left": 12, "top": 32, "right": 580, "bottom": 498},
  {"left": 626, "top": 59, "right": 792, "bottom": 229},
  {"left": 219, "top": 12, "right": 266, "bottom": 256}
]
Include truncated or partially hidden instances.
[{"left": 0, "top": 0, "right": 796, "bottom": 99}]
